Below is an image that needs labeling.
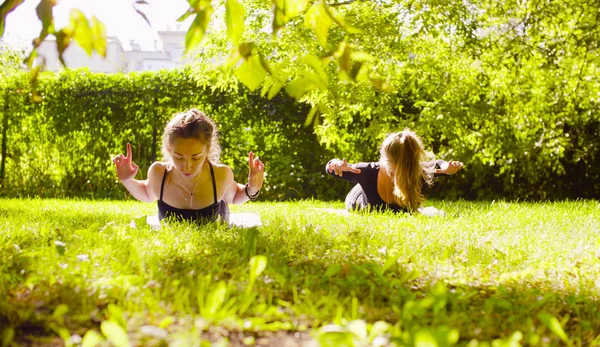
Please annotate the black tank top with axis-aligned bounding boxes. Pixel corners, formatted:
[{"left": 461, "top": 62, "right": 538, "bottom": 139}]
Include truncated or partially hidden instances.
[{"left": 157, "top": 163, "right": 229, "bottom": 223}]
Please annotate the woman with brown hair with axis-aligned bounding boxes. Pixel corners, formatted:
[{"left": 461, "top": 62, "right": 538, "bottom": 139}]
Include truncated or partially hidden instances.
[
  {"left": 112, "top": 108, "right": 265, "bottom": 224},
  {"left": 326, "top": 129, "right": 462, "bottom": 213}
]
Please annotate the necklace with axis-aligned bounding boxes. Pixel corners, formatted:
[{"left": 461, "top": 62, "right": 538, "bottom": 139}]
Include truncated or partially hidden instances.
[{"left": 179, "top": 176, "right": 202, "bottom": 209}]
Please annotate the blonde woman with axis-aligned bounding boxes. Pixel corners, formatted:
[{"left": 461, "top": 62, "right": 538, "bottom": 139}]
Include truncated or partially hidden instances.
[
  {"left": 326, "top": 129, "right": 463, "bottom": 212},
  {"left": 113, "top": 108, "right": 265, "bottom": 224}
]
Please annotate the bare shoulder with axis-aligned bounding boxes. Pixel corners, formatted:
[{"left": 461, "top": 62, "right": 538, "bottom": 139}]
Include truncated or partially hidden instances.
[
  {"left": 148, "top": 162, "right": 169, "bottom": 184},
  {"left": 211, "top": 162, "right": 235, "bottom": 182},
  {"left": 211, "top": 163, "right": 237, "bottom": 191}
]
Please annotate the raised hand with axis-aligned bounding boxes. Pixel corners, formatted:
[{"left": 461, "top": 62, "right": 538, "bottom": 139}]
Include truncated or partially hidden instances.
[
  {"left": 435, "top": 160, "right": 464, "bottom": 175},
  {"left": 247, "top": 151, "right": 265, "bottom": 193},
  {"left": 113, "top": 143, "right": 139, "bottom": 182},
  {"left": 327, "top": 158, "right": 361, "bottom": 177}
]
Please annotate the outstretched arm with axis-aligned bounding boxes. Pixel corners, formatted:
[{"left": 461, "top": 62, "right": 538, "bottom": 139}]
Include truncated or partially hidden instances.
[
  {"left": 434, "top": 160, "right": 464, "bottom": 176},
  {"left": 225, "top": 152, "right": 265, "bottom": 204},
  {"left": 325, "top": 158, "right": 363, "bottom": 182},
  {"left": 113, "top": 143, "right": 158, "bottom": 202}
]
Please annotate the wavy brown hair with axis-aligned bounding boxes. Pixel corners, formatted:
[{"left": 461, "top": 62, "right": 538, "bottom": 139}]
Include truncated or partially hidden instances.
[
  {"left": 379, "top": 129, "right": 435, "bottom": 211},
  {"left": 161, "top": 108, "right": 221, "bottom": 164}
]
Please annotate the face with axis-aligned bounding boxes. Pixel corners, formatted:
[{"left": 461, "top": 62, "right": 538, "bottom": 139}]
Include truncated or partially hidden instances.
[{"left": 168, "top": 138, "right": 208, "bottom": 177}]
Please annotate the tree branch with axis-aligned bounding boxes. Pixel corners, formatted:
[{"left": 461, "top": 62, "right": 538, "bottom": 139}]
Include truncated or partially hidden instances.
[{"left": 328, "top": 0, "right": 358, "bottom": 7}]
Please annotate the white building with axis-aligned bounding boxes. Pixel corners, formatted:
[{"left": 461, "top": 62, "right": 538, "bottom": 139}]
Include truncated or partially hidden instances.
[{"left": 35, "top": 28, "right": 188, "bottom": 73}]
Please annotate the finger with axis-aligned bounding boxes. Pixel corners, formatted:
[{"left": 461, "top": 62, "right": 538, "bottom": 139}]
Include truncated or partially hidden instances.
[
  {"left": 126, "top": 143, "right": 132, "bottom": 159},
  {"left": 248, "top": 151, "right": 255, "bottom": 171},
  {"left": 349, "top": 167, "right": 361, "bottom": 174},
  {"left": 255, "top": 159, "right": 264, "bottom": 171}
]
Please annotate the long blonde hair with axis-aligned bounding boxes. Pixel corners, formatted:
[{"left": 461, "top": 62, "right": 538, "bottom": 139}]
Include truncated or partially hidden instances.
[{"left": 379, "top": 129, "right": 435, "bottom": 211}]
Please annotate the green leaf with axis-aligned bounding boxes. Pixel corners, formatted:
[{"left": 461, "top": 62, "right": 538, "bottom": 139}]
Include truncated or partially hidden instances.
[
  {"left": 70, "top": 9, "right": 93, "bottom": 56},
  {"left": 159, "top": 316, "right": 175, "bottom": 329},
  {"left": 81, "top": 330, "right": 103, "bottom": 347},
  {"left": 346, "top": 320, "right": 367, "bottom": 341},
  {"left": 369, "top": 321, "right": 390, "bottom": 340},
  {"left": 188, "top": 0, "right": 210, "bottom": 12},
  {"left": 132, "top": 1, "right": 151, "bottom": 26},
  {"left": 305, "top": 3, "right": 332, "bottom": 47},
  {"left": 317, "top": 327, "right": 356, "bottom": 347},
  {"left": 234, "top": 54, "right": 267, "bottom": 92},
  {"left": 24, "top": 48, "right": 38, "bottom": 69},
  {"left": 347, "top": 61, "right": 364, "bottom": 81},
  {"left": 322, "top": 2, "right": 361, "bottom": 34},
  {"left": 492, "top": 331, "right": 522, "bottom": 347},
  {"left": 1, "top": 327, "right": 15, "bottom": 347},
  {"left": 414, "top": 329, "right": 437, "bottom": 347},
  {"left": 35, "top": 0, "right": 57, "bottom": 34},
  {"left": 52, "top": 304, "right": 69, "bottom": 318},
  {"left": 336, "top": 41, "right": 352, "bottom": 72},
  {"left": 90, "top": 16, "right": 107, "bottom": 57},
  {"left": 369, "top": 75, "right": 393, "bottom": 93},
  {"left": 176, "top": 9, "right": 193, "bottom": 22},
  {"left": 249, "top": 255, "right": 267, "bottom": 283},
  {"left": 185, "top": 6, "right": 214, "bottom": 53},
  {"left": 285, "top": 0, "right": 309, "bottom": 18},
  {"left": 0, "top": 0, "right": 26, "bottom": 38},
  {"left": 54, "top": 240, "right": 66, "bottom": 256},
  {"left": 350, "top": 51, "right": 376, "bottom": 62},
  {"left": 54, "top": 29, "right": 71, "bottom": 67},
  {"left": 243, "top": 227, "right": 258, "bottom": 257},
  {"left": 267, "top": 80, "right": 282, "bottom": 100},
  {"left": 434, "top": 326, "right": 459, "bottom": 345},
  {"left": 302, "top": 55, "right": 328, "bottom": 86},
  {"left": 285, "top": 76, "right": 320, "bottom": 99},
  {"left": 538, "top": 312, "right": 570, "bottom": 345},
  {"left": 100, "top": 321, "right": 130, "bottom": 347},
  {"left": 225, "top": 0, "right": 245, "bottom": 45},
  {"left": 206, "top": 281, "right": 227, "bottom": 316},
  {"left": 382, "top": 252, "right": 399, "bottom": 273},
  {"left": 106, "top": 304, "right": 127, "bottom": 328},
  {"left": 303, "top": 105, "right": 318, "bottom": 128}
]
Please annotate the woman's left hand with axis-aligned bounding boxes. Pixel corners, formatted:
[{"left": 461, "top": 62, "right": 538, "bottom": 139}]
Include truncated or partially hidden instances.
[
  {"left": 247, "top": 151, "right": 265, "bottom": 194},
  {"left": 436, "top": 160, "right": 464, "bottom": 175}
]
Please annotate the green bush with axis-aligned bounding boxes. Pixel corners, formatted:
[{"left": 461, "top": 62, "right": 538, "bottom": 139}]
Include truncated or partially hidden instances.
[
  {"left": 0, "top": 68, "right": 350, "bottom": 200},
  {"left": 0, "top": 66, "right": 599, "bottom": 201}
]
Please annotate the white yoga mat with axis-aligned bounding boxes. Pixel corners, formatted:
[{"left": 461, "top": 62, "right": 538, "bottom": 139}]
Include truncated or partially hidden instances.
[{"left": 145, "top": 213, "right": 262, "bottom": 229}]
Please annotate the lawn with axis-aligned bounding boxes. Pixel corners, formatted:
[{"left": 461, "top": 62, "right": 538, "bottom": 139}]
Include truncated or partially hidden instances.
[{"left": 1, "top": 198, "right": 600, "bottom": 346}]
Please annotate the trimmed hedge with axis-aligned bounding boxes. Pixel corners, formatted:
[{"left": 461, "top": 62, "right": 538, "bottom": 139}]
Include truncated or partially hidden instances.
[
  {"left": 0, "top": 68, "right": 354, "bottom": 200},
  {"left": 0, "top": 67, "right": 599, "bottom": 201}
]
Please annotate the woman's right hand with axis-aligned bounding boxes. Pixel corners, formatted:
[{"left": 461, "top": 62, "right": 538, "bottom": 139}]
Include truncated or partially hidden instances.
[
  {"left": 326, "top": 158, "right": 361, "bottom": 177},
  {"left": 113, "top": 143, "right": 139, "bottom": 182}
]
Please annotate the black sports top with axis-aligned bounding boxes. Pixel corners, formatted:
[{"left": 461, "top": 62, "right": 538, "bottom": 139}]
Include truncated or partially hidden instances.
[
  {"left": 327, "top": 161, "right": 447, "bottom": 212},
  {"left": 158, "top": 163, "right": 229, "bottom": 223}
]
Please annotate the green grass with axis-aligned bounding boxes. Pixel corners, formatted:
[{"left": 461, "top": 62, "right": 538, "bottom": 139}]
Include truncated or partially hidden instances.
[{"left": 1, "top": 198, "right": 600, "bottom": 346}]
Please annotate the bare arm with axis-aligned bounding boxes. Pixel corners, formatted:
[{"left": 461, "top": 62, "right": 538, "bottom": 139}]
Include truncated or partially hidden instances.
[
  {"left": 434, "top": 160, "right": 464, "bottom": 175},
  {"left": 113, "top": 143, "right": 160, "bottom": 203},
  {"left": 224, "top": 152, "right": 265, "bottom": 204}
]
